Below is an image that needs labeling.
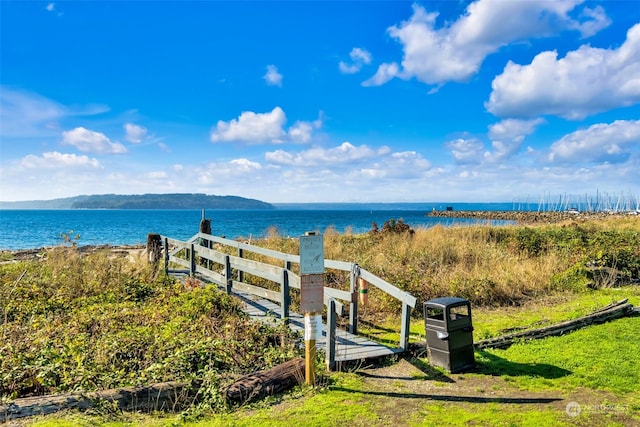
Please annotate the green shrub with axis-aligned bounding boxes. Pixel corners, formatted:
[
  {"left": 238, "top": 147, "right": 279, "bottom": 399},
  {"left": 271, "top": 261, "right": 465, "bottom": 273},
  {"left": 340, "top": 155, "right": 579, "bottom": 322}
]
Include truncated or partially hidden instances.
[{"left": 0, "top": 247, "right": 299, "bottom": 409}]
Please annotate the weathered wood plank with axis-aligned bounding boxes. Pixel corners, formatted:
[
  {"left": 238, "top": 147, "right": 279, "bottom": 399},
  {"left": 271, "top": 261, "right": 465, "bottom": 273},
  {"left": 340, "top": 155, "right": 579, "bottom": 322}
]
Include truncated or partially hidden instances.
[
  {"left": 195, "top": 265, "right": 225, "bottom": 285},
  {"left": 168, "top": 256, "right": 190, "bottom": 269},
  {"left": 324, "top": 286, "right": 351, "bottom": 302},
  {"left": 193, "top": 233, "right": 301, "bottom": 265},
  {"left": 229, "top": 256, "right": 283, "bottom": 283},
  {"left": 232, "top": 281, "right": 280, "bottom": 303},
  {"left": 0, "top": 381, "right": 199, "bottom": 421},
  {"left": 193, "top": 245, "right": 226, "bottom": 265},
  {"left": 164, "top": 233, "right": 413, "bottom": 370},
  {"left": 359, "top": 268, "right": 417, "bottom": 308}
]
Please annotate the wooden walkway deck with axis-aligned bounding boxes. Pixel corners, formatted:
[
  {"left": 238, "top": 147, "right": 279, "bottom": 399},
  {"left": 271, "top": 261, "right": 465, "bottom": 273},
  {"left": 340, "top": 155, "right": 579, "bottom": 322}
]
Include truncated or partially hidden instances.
[
  {"left": 234, "top": 288, "right": 404, "bottom": 365},
  {"left": 162, "top": 232, "right": 417, "bottom": 370}
]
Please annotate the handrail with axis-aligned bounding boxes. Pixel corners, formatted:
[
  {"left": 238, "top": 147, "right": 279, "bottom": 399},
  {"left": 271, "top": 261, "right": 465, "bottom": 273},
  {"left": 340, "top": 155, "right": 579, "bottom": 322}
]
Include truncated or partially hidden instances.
[
  {"left": 190, "top": 232, "right": 416, "bottom": 309},
  {"left": 159, "top": 231, "right": 417, "bottom": 365}
]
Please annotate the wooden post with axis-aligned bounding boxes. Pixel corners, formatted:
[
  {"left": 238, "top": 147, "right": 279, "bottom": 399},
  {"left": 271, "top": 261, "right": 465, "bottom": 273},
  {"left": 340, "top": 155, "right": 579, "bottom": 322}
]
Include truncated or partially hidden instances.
[
  {"left": 349, "top": 264, "right": 359, "bottom": 334},
  {"left": 190, "top": 243, "right": 196, "bottom": 276},
  {"left": 326, "top": 299, "right": 337, "bottom": 371},
  {"left": 400, "top": 302, "right": 411, "bottom": 351},
  {"left": 199, "top": 213, "right": 212, "bottom": 269},
  {"left": 305, "top": 315, "right": 316, "bottom": 386},
  {"left": 164, "top": 237, "right": 169, "bottom": 274},
  {"left": 237, "top": 248, "right": 244, "bottom": 282},
  {"left": 199, "top": 215, "right": 211, "bottom": 235},
  {"left": 281, "top": 269, "right": 290, "bottom": 323},
  {"left": 146, "top": 233, "right": 162, "bottom": 264},
  {"left": 300, "top": 232, "right": 324, "bottom": 386},
  {"left": 225, "top": 255, "right": 232, "bottom": 294}
]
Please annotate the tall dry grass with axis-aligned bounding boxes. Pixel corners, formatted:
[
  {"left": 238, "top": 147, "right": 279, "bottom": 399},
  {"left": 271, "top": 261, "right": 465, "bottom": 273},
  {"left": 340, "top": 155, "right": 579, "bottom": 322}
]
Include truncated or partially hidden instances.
[
  {"left": 214, "top": 217, "right": 639, "bottom": 312},
  {"left": 322, "top": 218, "right": 638, "bottom": 310}
]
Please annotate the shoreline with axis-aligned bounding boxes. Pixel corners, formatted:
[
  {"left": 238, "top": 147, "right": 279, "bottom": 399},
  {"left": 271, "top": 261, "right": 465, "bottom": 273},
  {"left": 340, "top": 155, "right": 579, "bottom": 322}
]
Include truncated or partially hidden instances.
[
  {"left": 3, "top": 211, "right": 639, "bottom": 253},
  {"left": 426, "top": 210, "right": 639, "bottom": 224}
]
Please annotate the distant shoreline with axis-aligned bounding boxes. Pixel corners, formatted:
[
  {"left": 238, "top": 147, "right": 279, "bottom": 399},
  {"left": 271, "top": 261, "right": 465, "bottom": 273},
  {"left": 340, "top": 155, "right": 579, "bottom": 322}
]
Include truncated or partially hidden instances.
[{"left": 427, "top": 210, "right": 639, "bottom": 223}]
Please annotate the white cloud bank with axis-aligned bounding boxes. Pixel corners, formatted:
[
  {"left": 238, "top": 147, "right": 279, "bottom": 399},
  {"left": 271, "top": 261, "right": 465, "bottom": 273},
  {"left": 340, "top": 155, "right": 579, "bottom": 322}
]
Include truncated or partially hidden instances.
[
  {"left": 363, "top": 0, "right": 610, "bottom": 87},
  {"left": 19, "top": 151, "right": 101, "bottom": 169},
  {"left": 487, "top": 23, "right": 640, "bottom": 119},
  {"left": 548, "top": 119, "right": 640, "bottom": 163}
]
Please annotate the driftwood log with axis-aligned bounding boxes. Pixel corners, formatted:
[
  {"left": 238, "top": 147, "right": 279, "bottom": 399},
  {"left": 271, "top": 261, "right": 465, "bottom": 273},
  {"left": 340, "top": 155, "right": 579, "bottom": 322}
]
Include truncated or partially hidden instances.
[
  {"left": 1, "top": 380, "right": 199, "bottom": 422},
  {"left": 225, "top": 357, "right": 305, "bottom": 403},
  {"left": 474, "top": 299, "right": 635, "bottom": 350},
  {"left": 1, "top": 358, "right": 306, "bottom": 421},
  {"left": 146, "top": 233, "right": 163, "bottom": 263}
]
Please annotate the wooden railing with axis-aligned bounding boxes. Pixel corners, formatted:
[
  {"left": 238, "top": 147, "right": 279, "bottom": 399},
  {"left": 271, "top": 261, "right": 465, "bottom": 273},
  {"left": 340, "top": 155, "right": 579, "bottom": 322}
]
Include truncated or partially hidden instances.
[{"left": 159, "top": 232, "right": 417, "bottom": 368}]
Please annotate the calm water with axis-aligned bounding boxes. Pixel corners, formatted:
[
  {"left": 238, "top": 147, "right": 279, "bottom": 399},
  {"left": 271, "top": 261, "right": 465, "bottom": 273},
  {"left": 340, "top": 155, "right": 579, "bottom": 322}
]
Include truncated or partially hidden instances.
[{"left": 0, "top": 203, "right": 517, "bottom": 250}]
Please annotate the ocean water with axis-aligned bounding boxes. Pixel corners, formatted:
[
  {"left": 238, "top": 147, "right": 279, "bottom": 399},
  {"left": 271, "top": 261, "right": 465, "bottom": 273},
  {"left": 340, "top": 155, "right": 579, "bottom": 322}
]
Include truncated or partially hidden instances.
[{"left": 0, "top": 203, "right": 517, "bottom": 250}]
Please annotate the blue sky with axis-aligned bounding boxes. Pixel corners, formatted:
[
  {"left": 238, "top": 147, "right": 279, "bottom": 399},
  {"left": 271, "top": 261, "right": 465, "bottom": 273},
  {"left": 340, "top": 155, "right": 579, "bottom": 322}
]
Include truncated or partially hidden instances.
[{"left": 1, "top": 0, "right": 639, "bottom": 203}]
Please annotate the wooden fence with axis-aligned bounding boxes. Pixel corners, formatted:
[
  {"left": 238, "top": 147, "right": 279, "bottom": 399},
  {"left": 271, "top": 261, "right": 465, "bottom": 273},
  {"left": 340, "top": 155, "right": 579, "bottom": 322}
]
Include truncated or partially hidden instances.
[{"left": 158, "top": 232, "right": 417, "bottom": 369}]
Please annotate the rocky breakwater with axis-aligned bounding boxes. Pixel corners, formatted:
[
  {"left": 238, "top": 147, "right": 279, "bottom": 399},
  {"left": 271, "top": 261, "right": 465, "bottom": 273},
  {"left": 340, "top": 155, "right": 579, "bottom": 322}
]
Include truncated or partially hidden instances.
[{"left": 426, "top": 210, "right": 638, "bottom": 224}]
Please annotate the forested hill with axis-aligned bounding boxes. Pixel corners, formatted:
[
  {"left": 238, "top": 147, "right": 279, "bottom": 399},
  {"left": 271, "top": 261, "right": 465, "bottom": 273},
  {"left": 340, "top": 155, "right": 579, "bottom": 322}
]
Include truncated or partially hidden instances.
[{"left": 0, "top": 194, "right": 274, "bottom": 210}]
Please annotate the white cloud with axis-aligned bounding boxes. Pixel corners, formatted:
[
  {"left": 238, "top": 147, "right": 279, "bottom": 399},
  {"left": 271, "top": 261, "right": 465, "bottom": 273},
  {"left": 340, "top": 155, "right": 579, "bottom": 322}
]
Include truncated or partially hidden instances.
[
  {"left": 339, "top": 48, "right": 372, "bottom": 74},
  {"left": 571, "top": 5, "right": 611, "bottom": 38},
  {"left": 0, "top": 87, "right": 64, "bottom": 137},
  {"left": 62, "top": 127, "right": 127, "bottom": 154},
  {"left": 230, "top": 158, "right": 261, "bottom": 170},
  {"left": 211, "top": 107, "right": 286, "bottom": 143},
  {"left": 288, "top": 121, "right": 314, "bottom": 143},
  {"left": 46, "top": 3, "right": 55, "bottom": 12},
  {"left": 447, "top": 138, "right": 485, "bottom": 164},
  {"left": 196, "top": 159, "right": 263, "bottom": 185},
  {"left": 362, "top": 63, "right": 400, "bottom": 87},
  {"left": 0, "top": 87, "right": 109, "bottom": 138},
  {"left": 487, "top": 23, "right": 640, "bottom": 119},
  {"left": 488, "top": 118, "right": 544, "bottom": 141},
  {"left": 264, "top": 65, "right": 283, "bottom": 87},
  {"left": 265, "top": 142, "right": 378, "bottom": 166},
  {"left": 485, "top": 118, "right": 545, "bottom": 161},
  {"left": 20, "top": 151, "right": 101, "bottom": 169},
  {"left": 146, "top": 171, "right": 168, "bottom": 179},
  {"left": 288, "top": 117, "right": 322, "bottom": 143},
  {"left": 263, "top": 143, "right": 432, "bottom": 184},
  {"left": 124, "top": 123, "right": 147, "bottom": 143},
  {"left": 548, "top": 120, "right": 640, "bottom": 163},
  {"left": 210, "top": 107, "right": 321, "bottom": 144},
  {"left": 363, "top": 0, "right": 610, "bottom": 87}
]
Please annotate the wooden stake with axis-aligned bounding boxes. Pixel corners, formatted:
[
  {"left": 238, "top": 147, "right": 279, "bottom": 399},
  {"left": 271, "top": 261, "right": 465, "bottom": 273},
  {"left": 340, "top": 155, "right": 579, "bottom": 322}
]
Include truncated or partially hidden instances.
[
  {"left": 305, "top": 337, "right": 316, "bottom": 385},
  {"left": 304, "top": 312, "right": 318, "bottom": 385}
]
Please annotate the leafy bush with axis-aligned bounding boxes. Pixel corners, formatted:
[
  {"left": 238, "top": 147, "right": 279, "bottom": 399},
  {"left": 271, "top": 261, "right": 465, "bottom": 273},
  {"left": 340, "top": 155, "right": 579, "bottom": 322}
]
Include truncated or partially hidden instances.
[
  {"left": 0, "top": 247, "right": 299, "bottom": 409},
  {"left": 370, "top": 218, "right": 414, "bottom": 235}
]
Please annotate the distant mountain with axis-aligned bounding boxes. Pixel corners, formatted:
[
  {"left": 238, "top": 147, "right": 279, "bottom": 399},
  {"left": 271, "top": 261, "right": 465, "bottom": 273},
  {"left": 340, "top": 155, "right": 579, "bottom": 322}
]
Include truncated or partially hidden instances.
[{"left": 0, "top": 193, "right": 274, "bottom": 210}]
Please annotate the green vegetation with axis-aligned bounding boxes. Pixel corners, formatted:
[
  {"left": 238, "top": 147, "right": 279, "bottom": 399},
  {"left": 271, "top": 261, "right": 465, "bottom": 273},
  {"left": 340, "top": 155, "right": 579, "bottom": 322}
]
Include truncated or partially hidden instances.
[
  {"left": 0, "top": 248, "right": 297, "bottom": 406},
  {"left": 319, "top": 217, "right": 640, "bottom": 310},
  {"left": 0, "top": 193, "right": 274, "bottom": 210},
  {"left": 2, "top": 216, "right": 639, "bottom": 426}
]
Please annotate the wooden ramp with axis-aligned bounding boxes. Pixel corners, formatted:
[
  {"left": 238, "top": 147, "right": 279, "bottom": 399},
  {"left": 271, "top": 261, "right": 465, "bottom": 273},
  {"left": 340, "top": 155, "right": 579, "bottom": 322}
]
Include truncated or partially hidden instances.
[
  {"left": 161, "top": 232, "right": 417, "bottom": 370},
  {"left": 234, "top": 289, "right": 403, "bottom": 364}
]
